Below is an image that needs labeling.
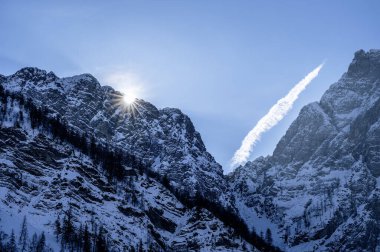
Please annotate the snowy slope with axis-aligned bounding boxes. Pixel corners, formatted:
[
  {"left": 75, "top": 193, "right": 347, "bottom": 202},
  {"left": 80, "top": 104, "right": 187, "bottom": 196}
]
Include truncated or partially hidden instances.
[
  {"left": 1, "top": 49, "right": 379, "bottom": 252},
  {"left": 0, "top": 97, "right": 256, "bottom": 251},
  {"left": 229, "top": 50, "right": 380, "bottom": 251},
  {"left": 2, "top": 67, "right": 229, "bottom": 206}
]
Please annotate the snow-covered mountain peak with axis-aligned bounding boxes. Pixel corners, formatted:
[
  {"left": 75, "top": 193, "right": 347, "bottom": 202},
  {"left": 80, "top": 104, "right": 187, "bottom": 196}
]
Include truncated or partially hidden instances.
[
  {"left": 348, "top": 49, "right": 380, "bottom": 78},
  {"left": 1, "top": 49, "right": 379, "bottom": 251},
  {"left": 14, "top": 67, "right": 58, "bottom": 83},
  {"left": 230, "top": 49, "right": 380, "bottom": 251},
  {"left": 1, "top": 66, "right": 228, "bottom": 205},
  {"left": 0, "top": 66, "right": 259, "bottom": 251},
  {"left": 320, "top": 50, "right": 380, "bottom": 129}
]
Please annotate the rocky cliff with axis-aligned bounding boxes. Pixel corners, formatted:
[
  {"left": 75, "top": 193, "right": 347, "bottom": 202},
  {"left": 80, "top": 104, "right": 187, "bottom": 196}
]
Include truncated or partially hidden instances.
[
  {"left": 1, "top": 49, "right": 379, "bottom": 252},
  {"left": 229, "top": 49, "right": 380, "bottom": 251},
  {"left": 0, "top": 68, "right": 255, "bottom": 251}
]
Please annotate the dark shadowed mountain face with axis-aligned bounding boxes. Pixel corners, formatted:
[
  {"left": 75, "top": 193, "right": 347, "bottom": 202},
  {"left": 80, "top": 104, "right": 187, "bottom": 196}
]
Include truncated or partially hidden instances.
[
  {"left": 2, "top": 67, "right": 228, "bottom": 202},
  {"left": 229, "top": 49, "right": 380, "bottom": 251},
  {"left": 0, "top": 49, "right": 379, "bottom": 252},
  {"left": 0, "top": 68, "right": 258, "bottom": 251}
]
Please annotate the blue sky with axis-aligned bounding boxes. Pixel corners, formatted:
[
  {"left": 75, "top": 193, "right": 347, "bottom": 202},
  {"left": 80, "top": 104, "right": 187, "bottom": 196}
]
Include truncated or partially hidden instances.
[{"left": 1, "top": 1, "right": 379, "bottom": 170}]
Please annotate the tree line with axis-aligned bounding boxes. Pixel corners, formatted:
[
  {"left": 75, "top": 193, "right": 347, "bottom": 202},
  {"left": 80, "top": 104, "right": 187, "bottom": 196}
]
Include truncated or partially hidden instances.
[
  {"left": 54, "top": 207, "right": 111, "bottom": 252},
  {"left": 0, "top": 216, "right": 48, "bottom": 252}
]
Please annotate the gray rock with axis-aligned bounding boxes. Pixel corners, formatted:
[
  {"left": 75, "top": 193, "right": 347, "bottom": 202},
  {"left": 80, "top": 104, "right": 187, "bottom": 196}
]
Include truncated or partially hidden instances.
[{"left": 230, "top": 49, "right": 380, "bottom": 251}]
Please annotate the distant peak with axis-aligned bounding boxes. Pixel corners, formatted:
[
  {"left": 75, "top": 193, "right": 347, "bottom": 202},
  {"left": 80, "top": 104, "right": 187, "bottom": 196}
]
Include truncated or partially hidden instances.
[
  {"left": 64, "top": 73, "right": 99, "bottom": 83},
  {"left": 354, "top": 49, "right": 366, "bottom": 58},
  {"left": 14, "top": 67, "right": 58, "bottom": 82},
  {"left": 15, "top": 67, "right": 45, "bottom": 75},
  {"left": 74, "top": 73, "right": 96, "bottom": 80},
  {"left": 101, "top": 85, "right": 115, "bottom": 92},
  {"left": 59, "top": 73, "right": 102, "bottom": 94},
  {"left": 161, "top": 107, "right": 183, "bottom": 115},
  {"left": 369, "top": 49, "right": 380, "bottom": 55},
  {"left": 352, "top": 49, "right": 380, "bottom": 61},
  {"left": 347, "top": 49, "right": 380, "bottom": 78}
]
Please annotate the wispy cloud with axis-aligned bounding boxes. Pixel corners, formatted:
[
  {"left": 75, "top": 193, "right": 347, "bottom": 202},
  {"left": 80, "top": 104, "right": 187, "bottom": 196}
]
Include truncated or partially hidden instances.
[{"left": 229, "top": 63, "right": 324, "bottom": 172}]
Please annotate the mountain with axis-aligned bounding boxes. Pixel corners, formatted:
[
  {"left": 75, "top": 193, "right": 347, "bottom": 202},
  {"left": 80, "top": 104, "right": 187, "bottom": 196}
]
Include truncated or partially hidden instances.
[
  {"left": 2, "top": 67, "right": 228, "bottom": 203},
  {"left": 0, "top": 68, "right": 261, "bottom": 251},
  {"left": 229, "top": 49, "right": 380, "bottom": 251},
  {"left": 1, "top": 49, "right": 379, "bottom": 252}
]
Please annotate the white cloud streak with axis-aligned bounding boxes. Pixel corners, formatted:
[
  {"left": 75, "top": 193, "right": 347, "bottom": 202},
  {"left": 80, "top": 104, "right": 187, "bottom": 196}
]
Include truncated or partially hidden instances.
[{"left": 229, "top": 63, "right": 324, "bottom": 172}]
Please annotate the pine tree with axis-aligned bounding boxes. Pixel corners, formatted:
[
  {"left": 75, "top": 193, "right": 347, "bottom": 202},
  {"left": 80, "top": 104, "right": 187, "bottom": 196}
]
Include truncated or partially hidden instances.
[
  {"left": 19, "top": 216, "right": 28, "bottom": 252},
  {"left": 95, "top": 226, "right": 107, "bottom": 252},
  {"left": 0, "top": 230, "right": 4, "bottom": 251},
  {"left": 76, "top": 224, "right": 83, "bottom": 251},
  {"left": 35, "top": 232, "right": 45, "bottom": 252},
  {"left": 148, "top": 243, "right": 154, "bottom": 252},
  {"left": 265, "top": 228, "right": 273, "bottom": 244},
  {"left": 83, "top": 224, "right": 91, "bottom": 252},
  {"left": 90, "top": 212, "right": 97, "bottom": 250},
  {"left": 161, "top": 175, "right": 170, "bottom": 189},
  {"left": 19, "top": 111, "right": 24, "bottom": 123},
  {"left": 54, "top": 216, "right": 61, "bottom": 242},
  {"left": 284, "top": 226, "right": 290, "bottom": 243},
  {"left": 8, "top": 229, "right": 17, "bottom": 252},
  {"left": 62, "top": 207, "right": 74, "bottom": 248},
  {"left": 29, "top": 233, "right": 38, "bottom": 252},
  {"left": 138, "top": 240, "right": 144, "bottom": 252}
]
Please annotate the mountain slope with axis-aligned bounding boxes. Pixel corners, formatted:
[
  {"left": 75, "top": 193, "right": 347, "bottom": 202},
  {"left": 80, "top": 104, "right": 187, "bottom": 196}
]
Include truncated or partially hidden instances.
[
  {"left": 229, "top": 49, "right": 380, "bottom": 251},
  {"left": 2, "top": 49, "right": 379, "bottom": 252},
  {"left": 0, "top": 85, "right": 256, "bottom": 251},
  {"left": 2, "top": 67, "right": 229, "bottom": 204}
]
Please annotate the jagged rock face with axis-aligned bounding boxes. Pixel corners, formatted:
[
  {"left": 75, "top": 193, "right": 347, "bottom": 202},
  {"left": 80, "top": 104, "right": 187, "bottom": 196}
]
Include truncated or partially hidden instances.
[
  {"left": 0, "top": 99, "right": 254, "bottom": 251},
  {"left": 2, "top": 49, "right": 379, "bottom": 251},
  {"left": 1, "top": 67, "right": 228, "bottom": 203},
  {"left": 229, "top": 50, "right": 380, "bottom": 251}
]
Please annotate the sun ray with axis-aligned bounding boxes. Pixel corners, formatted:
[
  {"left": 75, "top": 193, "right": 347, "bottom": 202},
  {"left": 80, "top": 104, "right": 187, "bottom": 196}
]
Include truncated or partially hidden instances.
[{"left": 108, "top": 91, "right": 141, "bottom": 118}]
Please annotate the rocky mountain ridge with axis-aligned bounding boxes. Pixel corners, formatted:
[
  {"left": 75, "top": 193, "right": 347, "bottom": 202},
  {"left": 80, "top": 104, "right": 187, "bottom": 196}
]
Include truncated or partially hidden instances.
[
  {"left": 229, "top": 49, "right": 380, "bottom": 251},
  {"left": 2, "top": 66, "right": 229, "bottom": 204},
  {"left": 0, "top": 76, "right": 258, "bottom": 251},
  {"left": 0, "top": 49, "right": 379, "bottom": 251}
]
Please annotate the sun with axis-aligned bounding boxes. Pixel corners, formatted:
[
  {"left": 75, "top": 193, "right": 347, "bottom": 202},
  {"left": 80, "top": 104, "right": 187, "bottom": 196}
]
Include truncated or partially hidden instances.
[{"left": 123, "top": 92, "right": 136, "bottom": 105}]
